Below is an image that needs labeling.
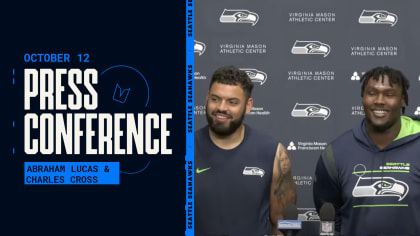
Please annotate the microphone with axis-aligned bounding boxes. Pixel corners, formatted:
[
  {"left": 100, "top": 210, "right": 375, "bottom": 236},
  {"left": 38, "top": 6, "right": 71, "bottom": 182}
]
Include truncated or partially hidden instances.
[
  {"left": 319, "top": 202, "right": 335, "bottom": 236},
  {"left": 277, "top": 204, "right": 302, "bottom": 236}
]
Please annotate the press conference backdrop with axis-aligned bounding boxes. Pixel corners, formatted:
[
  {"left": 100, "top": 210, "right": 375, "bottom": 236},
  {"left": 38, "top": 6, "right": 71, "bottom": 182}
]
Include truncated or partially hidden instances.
[{"left": 194, "top": 0, "right": 420, "bottom": 221}]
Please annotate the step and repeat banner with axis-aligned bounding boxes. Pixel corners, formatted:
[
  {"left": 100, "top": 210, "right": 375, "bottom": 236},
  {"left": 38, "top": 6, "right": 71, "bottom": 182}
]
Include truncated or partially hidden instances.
[{"left": 194, "top": 0, "right": 420, "bottom": 221}]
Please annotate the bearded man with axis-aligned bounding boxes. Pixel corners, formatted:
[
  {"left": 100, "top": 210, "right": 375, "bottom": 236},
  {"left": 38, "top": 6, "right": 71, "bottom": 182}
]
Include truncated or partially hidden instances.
[{"left": 195, "top": 66, "right": 296, "bottom": 236}]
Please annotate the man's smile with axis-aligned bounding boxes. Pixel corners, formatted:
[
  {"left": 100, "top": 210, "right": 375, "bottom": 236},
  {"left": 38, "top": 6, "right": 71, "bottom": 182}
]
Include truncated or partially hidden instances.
[
  {"left": 213, "top": 112, "right": 232, "bottom": 122},
  {"left": 371, "top": 108, "right": 389, "bottom": 118}
]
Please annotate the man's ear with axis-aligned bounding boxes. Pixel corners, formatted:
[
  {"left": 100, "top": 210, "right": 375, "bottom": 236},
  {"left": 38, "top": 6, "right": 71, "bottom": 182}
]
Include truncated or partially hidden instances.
[
  {"left": 206, "top": 91, "right": 210, "bottom": 104},
  {"left": 401, "top": 94, "right": 406, "bottom": 108},
  {"left": 245, "top": 97, "right": 253, "bottom": 113}
]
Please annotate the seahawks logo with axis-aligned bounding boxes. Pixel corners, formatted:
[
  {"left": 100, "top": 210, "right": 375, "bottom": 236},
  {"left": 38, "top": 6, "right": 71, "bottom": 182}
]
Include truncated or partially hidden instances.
[
  {"left": 298, "top": 211, "right": 320, "bottom": 221},
  {"left": 358, "top": 10, "right": 398, "bottom": 27},
  {"left": 240, "top": 68, "right": 267, "bottom": 85},
  {"left": 352, "top": 176, "right": 409, "bottom": 201},
  {"left": 243, "top": 167, "right": 265, "bottom": 177},
  {"left": 291, "top": 103, "right": 331, "bottom": 120},
  {"left": 291, "top": 40, "right": 331, "bottom": 57},
  {"left": 220, "top": 9, "right": 259, "bottom": 26},
  {"left": 194, "top": 40, "right": 206, "bottom": 56}
]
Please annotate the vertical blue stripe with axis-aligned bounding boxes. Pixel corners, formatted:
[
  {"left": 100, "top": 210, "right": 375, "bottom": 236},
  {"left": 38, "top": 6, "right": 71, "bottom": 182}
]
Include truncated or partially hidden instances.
[{"left": 186, "top": 0, "right": 194, "bottom": 235}]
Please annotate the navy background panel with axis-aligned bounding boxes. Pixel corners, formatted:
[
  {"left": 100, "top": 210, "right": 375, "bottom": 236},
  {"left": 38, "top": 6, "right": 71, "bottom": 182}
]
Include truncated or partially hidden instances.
[{"left": 1, "top": 1, "right": 185, "bottom": 235}]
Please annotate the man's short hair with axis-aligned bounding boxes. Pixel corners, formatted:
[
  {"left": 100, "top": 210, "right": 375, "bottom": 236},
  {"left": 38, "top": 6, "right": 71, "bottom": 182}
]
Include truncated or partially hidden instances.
[
  {"left": 209, "top": 66, "right": 254, "bottom": 99},
  {"left": 360, "top": 66, "right": 409, "bottom": 113}
]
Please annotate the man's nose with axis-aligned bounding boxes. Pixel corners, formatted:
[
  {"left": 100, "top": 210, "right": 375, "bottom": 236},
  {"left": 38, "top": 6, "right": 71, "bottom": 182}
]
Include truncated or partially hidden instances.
[
  {"left": 217, "top": 100, "right": 228, "bottom": 111},
  {"left": 374, "top": 93, "right": 385, "bottom": 105}
]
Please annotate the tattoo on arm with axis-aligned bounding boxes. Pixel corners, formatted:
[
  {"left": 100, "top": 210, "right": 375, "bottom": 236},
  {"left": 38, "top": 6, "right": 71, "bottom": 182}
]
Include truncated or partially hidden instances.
[{"left": 274, "top": 146, "right": 296, "bottom": 199}]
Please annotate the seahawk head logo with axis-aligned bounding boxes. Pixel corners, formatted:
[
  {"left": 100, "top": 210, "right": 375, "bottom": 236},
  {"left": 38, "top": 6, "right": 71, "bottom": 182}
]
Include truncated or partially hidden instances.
[
  {"left": 240, "top": 68, "right": 267, "bottom": 85},
  {"left": 358, "top": 10, "right": 398, "bottom": 27},
  {"left": 352, "top": 176, "right": 409, "bottom": 201},
  {"left": 299, "top": 211, "right": 320, "bottom": 221},
  {"left": 291, "top": 41, "right": 331, "bottom": 57},
  {"left": 242, "top": 166, "right": 265, "bottom": 177},
  {"left": 291, "top": 103, "right": 331, "bottom": 120},
  {"left": 194, "top": 40, "right": 206, "bottom": 56},
  {"left": 220, "top": 9, "right": 259, "bottom": 26}
]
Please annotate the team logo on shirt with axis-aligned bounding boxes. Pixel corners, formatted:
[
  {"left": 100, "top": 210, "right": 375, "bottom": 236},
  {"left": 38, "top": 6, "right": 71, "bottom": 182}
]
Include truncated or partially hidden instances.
[
  {"left": 352, "top": 176, "right": 409, "bottom": 201},
  {"left": 352, "top": 164, "right": 409, "bottom": 201},
  {"left": 243, "top": 167, "right": 265, "bottom": 177},
  {"left": 358, "top": 10, "right": 398, "bottom": 27}
]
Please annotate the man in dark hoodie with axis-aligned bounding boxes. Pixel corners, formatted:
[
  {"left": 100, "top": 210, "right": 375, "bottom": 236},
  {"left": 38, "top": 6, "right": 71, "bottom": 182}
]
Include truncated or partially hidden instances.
[{"left": 313, "top": 66, "right": 420, "bottom": 235}]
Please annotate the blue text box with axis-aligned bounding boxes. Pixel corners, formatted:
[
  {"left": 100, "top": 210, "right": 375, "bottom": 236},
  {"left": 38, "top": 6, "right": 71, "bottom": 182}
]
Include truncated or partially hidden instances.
[{"left": 24, "top": 162, "right": 120, "bottom": 185}]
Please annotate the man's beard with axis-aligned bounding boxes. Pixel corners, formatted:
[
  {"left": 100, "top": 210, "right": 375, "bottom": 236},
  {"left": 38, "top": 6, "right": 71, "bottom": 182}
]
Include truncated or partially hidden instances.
[{"left": 206, "top": 107, "right": 245, "bottom": 137}]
